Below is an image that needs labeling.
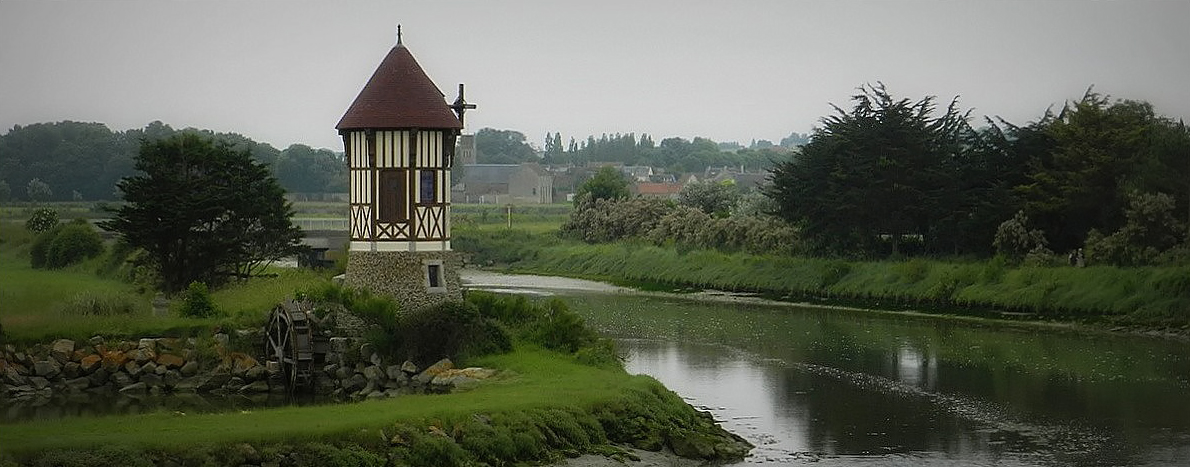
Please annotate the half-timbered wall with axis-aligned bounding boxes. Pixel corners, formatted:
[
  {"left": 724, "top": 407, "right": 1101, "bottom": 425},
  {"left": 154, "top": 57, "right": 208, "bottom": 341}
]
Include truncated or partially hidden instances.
[{"left": 347, "top": 130, "right": 453, "bottom": 252}]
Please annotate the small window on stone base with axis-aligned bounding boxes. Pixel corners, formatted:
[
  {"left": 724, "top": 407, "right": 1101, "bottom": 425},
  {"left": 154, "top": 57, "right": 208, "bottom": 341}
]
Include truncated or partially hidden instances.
[{"left": 424, "top": 260, "right": 446, "bottom": 293}]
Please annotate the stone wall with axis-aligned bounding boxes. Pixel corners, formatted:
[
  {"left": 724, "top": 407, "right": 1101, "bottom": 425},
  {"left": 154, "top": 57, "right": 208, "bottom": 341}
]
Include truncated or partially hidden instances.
[
  {"left": 1, "top": 331, "right": 494, "bottom": 419},
  {"left": 344, "top": 250, "right": 463, "bottom": 312},
  {"left": 0, "top": 335, "right": 275, "bottom": 407}
]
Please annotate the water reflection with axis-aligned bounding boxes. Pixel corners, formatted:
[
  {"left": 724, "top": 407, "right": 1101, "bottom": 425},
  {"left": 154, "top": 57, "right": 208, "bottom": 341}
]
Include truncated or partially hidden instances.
[{"left": 553, "top": 291, "right": 1190, "bottom": 466}]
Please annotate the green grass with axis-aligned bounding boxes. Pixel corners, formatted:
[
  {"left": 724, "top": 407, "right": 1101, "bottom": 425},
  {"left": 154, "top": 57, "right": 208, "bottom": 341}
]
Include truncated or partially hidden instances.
[
  {"left": 210, "top": 267, "right": 331, "bottom": 319},
  {"left": 453, "top": 203, "right": 571, "bottom": 233},
  {"left": 0, "top": 220, "right": 332, "bottom": 344},
  {"left": 0, "top": 348, "right": 598, "bottom": 451},
  {"left": 0, "top": 202, "right": 111, "bottom": 222},
  {"left": 455, "top": 228, "right": 1190, "bottom": 327},
  {"left": 0, "top": 346, "right": 724, "bottom": 466}
]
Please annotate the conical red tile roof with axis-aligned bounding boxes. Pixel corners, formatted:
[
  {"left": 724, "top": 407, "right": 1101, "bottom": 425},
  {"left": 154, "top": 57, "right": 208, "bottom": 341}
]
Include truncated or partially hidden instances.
[{"left": 336, "top": 42, "right": 462, "bottom": 131}]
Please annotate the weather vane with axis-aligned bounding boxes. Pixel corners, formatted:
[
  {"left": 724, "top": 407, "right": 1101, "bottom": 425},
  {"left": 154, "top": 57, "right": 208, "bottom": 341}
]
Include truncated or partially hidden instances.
[{"left": 451, "top": 83, "right": 477, "bottom": 127}]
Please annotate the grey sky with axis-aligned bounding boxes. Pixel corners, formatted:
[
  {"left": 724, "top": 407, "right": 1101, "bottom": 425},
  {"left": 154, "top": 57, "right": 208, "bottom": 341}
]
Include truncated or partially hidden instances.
[{"left": 2, "top": 0, "right": 1188, "bottom": 151}]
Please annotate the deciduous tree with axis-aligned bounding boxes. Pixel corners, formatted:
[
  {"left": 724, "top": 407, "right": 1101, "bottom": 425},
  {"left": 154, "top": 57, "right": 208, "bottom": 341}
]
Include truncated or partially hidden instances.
[
  {"left": 678, "top": 180, "right": 739, "bottom": 217},
  {"left": 573, "top": 166, "right": 629, "bottom": 206},
  {"left": 25, "top": 177, "right": 51, "bottom": 202}
]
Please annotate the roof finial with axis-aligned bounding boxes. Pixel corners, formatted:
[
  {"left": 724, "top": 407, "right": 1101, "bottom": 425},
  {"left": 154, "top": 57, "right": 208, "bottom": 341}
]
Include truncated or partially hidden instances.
[{"left": 396, "top": 24, "right": 402, "bottom": 45}]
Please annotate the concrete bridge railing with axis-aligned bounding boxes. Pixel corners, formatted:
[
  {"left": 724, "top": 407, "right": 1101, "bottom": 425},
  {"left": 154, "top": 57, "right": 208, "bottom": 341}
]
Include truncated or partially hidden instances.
[{"left": 294, "top": 218, "right": 349, "bottom": 232}]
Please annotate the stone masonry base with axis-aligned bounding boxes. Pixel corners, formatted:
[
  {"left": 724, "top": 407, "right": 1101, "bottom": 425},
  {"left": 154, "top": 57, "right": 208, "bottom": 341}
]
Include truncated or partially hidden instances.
[{"left": 344, "top": 250, "right": 463, "bottom": 312}]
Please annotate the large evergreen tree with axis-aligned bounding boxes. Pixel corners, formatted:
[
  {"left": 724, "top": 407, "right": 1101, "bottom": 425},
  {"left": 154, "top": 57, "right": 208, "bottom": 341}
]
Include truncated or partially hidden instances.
[
  {"left": 102, "top": 133, "right": 304, "bottom": 292},
  {"left": 766, "top": 84, "right": 970, "bottom": 256}
]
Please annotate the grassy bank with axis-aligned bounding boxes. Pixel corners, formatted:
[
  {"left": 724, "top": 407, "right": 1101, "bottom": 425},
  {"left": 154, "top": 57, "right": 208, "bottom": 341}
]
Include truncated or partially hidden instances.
[
  {"left": 1, "top": 208, "right": 748, "bottom": 466},
  {"left": 0, "top": 220, "right": 330, "bottom": 345},
  {"left": 455, "top": 228, "right": 1190, "bottom": 328},
  {"left": 0, "top": 347, "right": 746, "bottom": 466}
]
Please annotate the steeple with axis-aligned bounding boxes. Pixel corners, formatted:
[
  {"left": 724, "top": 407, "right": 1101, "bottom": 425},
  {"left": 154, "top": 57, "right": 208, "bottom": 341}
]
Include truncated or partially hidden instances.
[{"left": 336, "top": 32, "right": 462, "bottom": 131}]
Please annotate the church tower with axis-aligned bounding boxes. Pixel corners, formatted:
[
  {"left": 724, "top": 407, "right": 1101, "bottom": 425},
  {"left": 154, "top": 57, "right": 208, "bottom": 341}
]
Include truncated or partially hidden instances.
[{"left": 336, "top": 28, "right": 474, "bottom": 311}]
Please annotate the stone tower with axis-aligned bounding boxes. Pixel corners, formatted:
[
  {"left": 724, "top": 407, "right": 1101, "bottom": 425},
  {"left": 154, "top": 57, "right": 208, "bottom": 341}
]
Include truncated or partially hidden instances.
[{"left": 336, "top": 30, "right": 474, "bottom": 311}]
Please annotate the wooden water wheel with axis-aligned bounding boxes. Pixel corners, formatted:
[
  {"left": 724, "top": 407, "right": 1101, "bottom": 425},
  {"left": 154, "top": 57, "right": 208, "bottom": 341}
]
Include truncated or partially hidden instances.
[{"left": 265, "top": 300, "right": 321, "bottom": 392}]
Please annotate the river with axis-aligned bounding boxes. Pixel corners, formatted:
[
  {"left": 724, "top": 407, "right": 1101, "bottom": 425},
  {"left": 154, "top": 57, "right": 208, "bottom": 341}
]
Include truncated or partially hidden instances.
[{"left": 462, "top": 270, "right": 1190, "bottom": 467}]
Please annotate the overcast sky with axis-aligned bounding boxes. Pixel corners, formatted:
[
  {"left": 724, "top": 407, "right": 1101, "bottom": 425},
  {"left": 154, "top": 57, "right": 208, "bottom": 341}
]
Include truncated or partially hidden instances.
[{"left": 2, "top": 0, "right": 1188, "bottom": 151}]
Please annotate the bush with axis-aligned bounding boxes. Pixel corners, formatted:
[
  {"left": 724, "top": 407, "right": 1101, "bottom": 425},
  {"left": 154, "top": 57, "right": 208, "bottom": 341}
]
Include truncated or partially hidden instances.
[
  {"left": 293, "top": 442, "right": 386, "bottom": 467},
  {"left": 466, "top": 292, "right": 618, "bottom": 366},
  {"left": 29, "top": 220, "right": 105, "bottom": 269},
  {"left": 405, "top": 436, "right": 470, "bottom": 467},
  {"left": 524, "top": 299, "right": 598, "bottom": 353},
  {"left": 29, "top": 225, "right": 61, "bottom": 268},
  {"left": 46, "top": 221, "right": 104, "bottom": 268},
  {"left": 398, "top": 300, "right": 511, "bottom": 365},
  {"left": 25, "top": 208, "right": 59, "bottom": 233},
  {"left": 678, "top": 180, "right": 739, "bottom": 216},
  {"left": 1084, "top": 192, "right": 1187, "bottom": 266},
  {"left": 993, "top": 210, "right": 1049, "bottom": 262},
  {"left": 574, "top": 340, "right": 623, "bottom": 370},
  {"left": 179, "top": 281, "right": 220, "bottom": 318},
  {"left": 567, "top": 197, "right": 801, "bottom": 255},
  {"left": 561, "top": 197, "right": 672, "bottom": 243}
]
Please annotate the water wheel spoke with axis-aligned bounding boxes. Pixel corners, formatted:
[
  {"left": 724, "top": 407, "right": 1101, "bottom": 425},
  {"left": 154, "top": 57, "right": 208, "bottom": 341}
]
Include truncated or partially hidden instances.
[{"left": 264, "top": 300, "right": 323, "bottom": 394}]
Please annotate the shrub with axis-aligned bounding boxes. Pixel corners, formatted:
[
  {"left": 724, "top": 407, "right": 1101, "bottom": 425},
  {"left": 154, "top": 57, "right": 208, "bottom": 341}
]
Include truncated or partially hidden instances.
[
  {"left": 398, "top": 300, "right": 511, "bottom": 365},
  {"left": 468, "top": 291, "right": 538, "bottom": 326},
  {"left": 293, "top": 442, "right": 385, "bottom": 467},
  {"left": 29, "top": 225, "right": 62, "bottom": 268},
  {"left": 645, "top": 204, "right": 800, "bottom": 255},
  {"left": 993, "top": 210, "right": 1049, "bottom": 262},
  {"left": 350, "top": 289, "right": 403, "bottom": 358},
  {"left": 1084, "top": 192, "right": 1187, "bottom": 266},
  {"left": 405, "top": 435, "right": 469, "bottom": 467},
  {"left": 45, "top": 221, "right": 104, "bottom": 268},
  {"left": 678, "top": 180, "right": 739, "bottom": 216},
  {"left": 525, "top": 299, "right": 597, "bottom": 353},
  {"left": 574, "top": 340, "right": 624, "bottom": 370},
  {"left": 25, "top": 208, "right": 59, "bottom": 233},
  {"left": 30, "top": 220, "right": 104, "bottom": 269},
  {"left": 179, "top": 281, "right": 220, "bottom": 318},
  {"left": 561, "top": 197, "right": 672, "bottom": 243},
  {"left": 465, "top": 292, "right": 617, "bottom": 367}
]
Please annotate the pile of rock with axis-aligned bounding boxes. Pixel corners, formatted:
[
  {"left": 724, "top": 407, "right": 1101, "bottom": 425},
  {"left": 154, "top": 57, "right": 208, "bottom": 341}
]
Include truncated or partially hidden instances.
[
  {"left": 316, "top": 337, "right": 498, "bottom": 399},
  {"left": 1, "top": 334, "right": 500, "bottom": 408}
]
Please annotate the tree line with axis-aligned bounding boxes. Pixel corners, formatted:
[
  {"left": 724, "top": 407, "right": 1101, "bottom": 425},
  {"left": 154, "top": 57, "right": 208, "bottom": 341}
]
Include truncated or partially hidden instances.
[
  {"left": 472, "top": 128, "right": 795, "bottom": 174},
  {"left": 2, "top": 122, "right": 800, "bottom": 203},
  {"left": 766, "top": 84, "right": 1190, "bottom": 264},
  {"left": 0, "top": 120, "right": 346, "bottom": 201}
]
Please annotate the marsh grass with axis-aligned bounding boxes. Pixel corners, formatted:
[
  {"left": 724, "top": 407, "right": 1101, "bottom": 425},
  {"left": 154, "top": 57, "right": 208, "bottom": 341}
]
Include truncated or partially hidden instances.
[{"left": 456, "top": 228, "right": 1190, "bottom": 326}]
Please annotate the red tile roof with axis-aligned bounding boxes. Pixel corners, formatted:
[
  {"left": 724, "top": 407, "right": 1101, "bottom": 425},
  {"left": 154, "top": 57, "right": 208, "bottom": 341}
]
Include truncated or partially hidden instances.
[{"left": 336, "top": 42, "right": 462, "bottom": 131}]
